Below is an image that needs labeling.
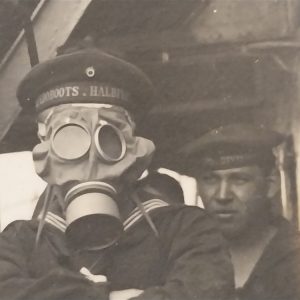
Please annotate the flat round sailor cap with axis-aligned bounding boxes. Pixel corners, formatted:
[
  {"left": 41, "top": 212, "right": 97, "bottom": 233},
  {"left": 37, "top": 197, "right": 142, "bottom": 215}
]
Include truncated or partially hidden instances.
[
  {"left": 178, "top": 123, "right": 286, "bottom": 173},
  {"left": 17, "top": 48, "right": 156, "bottom": 119}
]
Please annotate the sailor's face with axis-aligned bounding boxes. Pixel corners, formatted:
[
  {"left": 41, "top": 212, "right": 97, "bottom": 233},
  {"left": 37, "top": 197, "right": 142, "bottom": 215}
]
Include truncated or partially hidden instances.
[{"left": 197, "top": 166, "right": 270, "bottom": 239}]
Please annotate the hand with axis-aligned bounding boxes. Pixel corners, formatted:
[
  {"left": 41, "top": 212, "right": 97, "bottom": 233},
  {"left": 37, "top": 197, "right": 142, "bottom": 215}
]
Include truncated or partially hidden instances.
[{"left": 110, "top": 289, "right": 143, "bottom": 300}]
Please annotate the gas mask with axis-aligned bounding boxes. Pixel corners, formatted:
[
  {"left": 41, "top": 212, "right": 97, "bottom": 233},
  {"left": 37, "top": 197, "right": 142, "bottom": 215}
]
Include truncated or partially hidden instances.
[{"left": 33, "top": 104, "right": 155, "bottom": 250}]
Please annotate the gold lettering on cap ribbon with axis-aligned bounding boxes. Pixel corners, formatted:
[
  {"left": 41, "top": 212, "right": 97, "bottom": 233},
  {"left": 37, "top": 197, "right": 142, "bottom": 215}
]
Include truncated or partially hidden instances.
[
  {"left": 37, "top": 86, "right": 80, "bottom": 106},
  {"left": 89, "top": 86, "right": 129, "bottom": 101},
  {"left": 36, "top": 84, "right": 129, "bottom": 108}
]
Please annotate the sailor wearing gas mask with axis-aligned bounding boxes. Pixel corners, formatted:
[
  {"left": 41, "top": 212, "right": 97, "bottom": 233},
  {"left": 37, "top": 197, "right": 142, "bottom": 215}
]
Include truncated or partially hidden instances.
[{"left": 0, "top": 49, "right": 234, "bottom": 300}]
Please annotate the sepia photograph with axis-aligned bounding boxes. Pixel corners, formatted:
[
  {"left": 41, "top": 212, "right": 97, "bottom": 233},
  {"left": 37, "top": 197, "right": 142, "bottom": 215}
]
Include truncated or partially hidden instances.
[{"left": 0, "top": 0, "right": 300, "bottom": 299}]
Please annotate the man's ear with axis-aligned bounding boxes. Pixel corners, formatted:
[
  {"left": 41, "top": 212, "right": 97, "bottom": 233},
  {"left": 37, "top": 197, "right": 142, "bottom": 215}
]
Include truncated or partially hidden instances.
[{"left": 267, "top": 169, "right": 280, "bottom": 199}]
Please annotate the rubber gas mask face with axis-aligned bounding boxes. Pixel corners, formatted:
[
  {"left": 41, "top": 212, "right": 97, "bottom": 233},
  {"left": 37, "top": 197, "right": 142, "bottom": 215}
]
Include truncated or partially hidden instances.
[{"left": 33, "top": 104, "right": 155, "bottom": 250}]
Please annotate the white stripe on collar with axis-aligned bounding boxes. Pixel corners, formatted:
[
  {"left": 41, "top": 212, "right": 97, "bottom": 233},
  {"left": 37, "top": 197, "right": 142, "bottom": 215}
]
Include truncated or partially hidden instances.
[
  {"left": 123, "top": 199, "right": 169, "bottom": 231},
  {"left": 40, "top": 198, "right": 169, "bottom": 233}
]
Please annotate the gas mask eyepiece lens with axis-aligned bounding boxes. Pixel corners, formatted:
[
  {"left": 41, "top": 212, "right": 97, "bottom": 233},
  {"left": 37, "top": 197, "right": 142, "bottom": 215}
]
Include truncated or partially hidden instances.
[
  {"left": 95, "top": 122, "right": 126, "bottom": 162},
  {"left": 52, "top": 124, "right": 91, "bottom": 160}
]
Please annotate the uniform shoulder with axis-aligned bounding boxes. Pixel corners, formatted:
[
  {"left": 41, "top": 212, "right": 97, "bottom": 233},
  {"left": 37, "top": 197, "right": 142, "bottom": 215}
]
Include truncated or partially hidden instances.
[
  {"left": 0, "top": 220, "right": 39, "bottom": 252},
  {"left": 2, "top": 219, "right": 38, "bottom": 233},
  {"left": 165, "top": 204, "right": 208, "bottom": 218},
  {"left": 151, "top": 204, "right": 217, "bottom": 235}
]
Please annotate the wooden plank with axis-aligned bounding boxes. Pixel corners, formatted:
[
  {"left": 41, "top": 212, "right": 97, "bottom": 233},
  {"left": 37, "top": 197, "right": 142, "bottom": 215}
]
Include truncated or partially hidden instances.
[
  {"left": 191, "top": 0, "right": 299, "bottom": 44},
  {"left": 149, "top": 96, "right": 262, "bottom": 116},
  {"left": 0, "top": 0, "right": 92, "bottom": 142}
]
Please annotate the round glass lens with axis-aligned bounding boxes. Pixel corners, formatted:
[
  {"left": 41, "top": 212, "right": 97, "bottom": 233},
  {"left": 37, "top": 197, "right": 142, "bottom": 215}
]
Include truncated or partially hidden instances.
[
  {"left": 96, "top": 124, "right": 125, "bottom": 162},
  {"left": 53, "top": 124, "right": 91, "bottom": 160}
]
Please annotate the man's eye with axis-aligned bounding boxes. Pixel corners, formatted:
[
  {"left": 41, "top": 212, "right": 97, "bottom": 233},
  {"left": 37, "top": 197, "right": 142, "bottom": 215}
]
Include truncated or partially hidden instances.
[
  {"left": 232, "top": 177, "right": 250, "bottom": 185},
  {"left": 201, "top": 175, "right": 218, "bottom": 184}
]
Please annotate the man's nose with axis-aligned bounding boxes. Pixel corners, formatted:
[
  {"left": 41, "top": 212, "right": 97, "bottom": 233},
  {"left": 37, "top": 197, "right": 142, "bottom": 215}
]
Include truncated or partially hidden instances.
[{"left": 215, "top": 180, "right": 232, "bottom": 203}]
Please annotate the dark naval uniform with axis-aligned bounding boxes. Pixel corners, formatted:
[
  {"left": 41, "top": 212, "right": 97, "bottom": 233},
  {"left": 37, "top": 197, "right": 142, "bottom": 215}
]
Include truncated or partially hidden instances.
[
  {"left": 237, "top": 218, "right": 300, "bottom": 300},
  {"left": 0, "top": 48, "right": 235, "bottom": 300},
  {"left": 0, "top": 200, "right": 234, "bottom": 300},
  {"left": 178, "top": 123, "right": 300, "bottom": 300}
]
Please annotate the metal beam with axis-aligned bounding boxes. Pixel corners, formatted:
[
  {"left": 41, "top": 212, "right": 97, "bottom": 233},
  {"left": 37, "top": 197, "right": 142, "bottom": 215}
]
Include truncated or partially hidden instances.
[{"left": 0, "top": 0, "right": 92, "bottom": 143}]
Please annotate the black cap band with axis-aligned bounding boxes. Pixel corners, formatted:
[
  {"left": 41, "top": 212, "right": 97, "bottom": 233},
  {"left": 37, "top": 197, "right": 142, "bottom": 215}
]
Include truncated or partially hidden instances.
[{"left": 199, "top": 152, "right": 275, "bottom": 170}]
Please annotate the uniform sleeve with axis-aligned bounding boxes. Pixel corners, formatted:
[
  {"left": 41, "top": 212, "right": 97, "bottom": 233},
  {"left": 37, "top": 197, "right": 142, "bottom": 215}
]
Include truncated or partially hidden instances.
[
  {"left": 251, "top": 248, "right": 300, "bottom": 300},
  {"left": 0, "top": 221, "right": 109, "bottom": 300},
  {"left": 131, "top": 208, "right": 235, "bottom": 300},
  {"left": 236, "top": 224, "right": 300, "bottom": 300},
  {"left": 272, "top": 252, "right": 300, "bottom": 300}
]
